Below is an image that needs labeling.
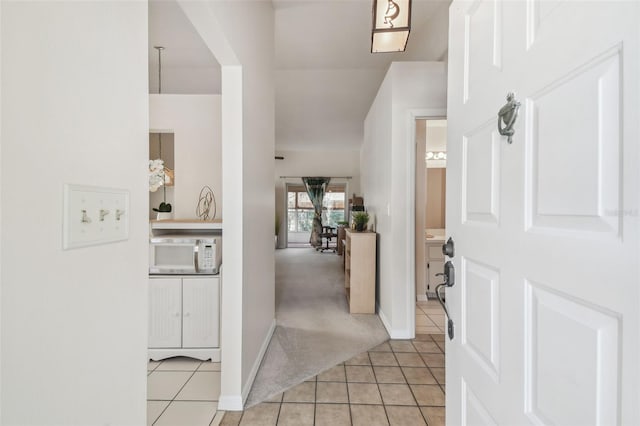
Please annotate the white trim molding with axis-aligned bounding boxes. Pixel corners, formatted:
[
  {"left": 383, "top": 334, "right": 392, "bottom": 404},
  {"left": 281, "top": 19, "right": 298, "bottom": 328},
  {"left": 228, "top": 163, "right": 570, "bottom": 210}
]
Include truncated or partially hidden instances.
[
  {"left": 405, "top": 109, "right": 447, "bottom": 340},
  {"left": 378, "top": 304, "right": 414, "bottom": 339},
  {"left": 241, "top": 319, "right": 277, "bottom": 405}
]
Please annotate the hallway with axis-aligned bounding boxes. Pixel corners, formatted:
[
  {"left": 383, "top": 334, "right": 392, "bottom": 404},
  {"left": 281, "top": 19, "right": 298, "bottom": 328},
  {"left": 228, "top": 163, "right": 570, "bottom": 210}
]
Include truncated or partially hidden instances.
[
  {"left": 222, "top": 249, "right": 447, "bottom": 425},
  {"left": 245, "top": 248, "right": 390, "bottom": 407}
]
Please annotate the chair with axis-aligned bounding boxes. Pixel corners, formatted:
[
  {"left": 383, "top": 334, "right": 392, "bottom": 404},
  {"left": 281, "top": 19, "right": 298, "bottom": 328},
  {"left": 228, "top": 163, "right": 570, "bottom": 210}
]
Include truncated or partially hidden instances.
[{"left": 317, "top": 225, "right": 337, "bottom": 253}]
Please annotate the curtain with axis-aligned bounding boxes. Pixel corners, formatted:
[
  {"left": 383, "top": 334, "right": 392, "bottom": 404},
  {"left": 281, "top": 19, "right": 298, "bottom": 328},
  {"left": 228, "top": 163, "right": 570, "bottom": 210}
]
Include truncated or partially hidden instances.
[{"left": 302, "top": 177, "right": 331, "bottom": 247}]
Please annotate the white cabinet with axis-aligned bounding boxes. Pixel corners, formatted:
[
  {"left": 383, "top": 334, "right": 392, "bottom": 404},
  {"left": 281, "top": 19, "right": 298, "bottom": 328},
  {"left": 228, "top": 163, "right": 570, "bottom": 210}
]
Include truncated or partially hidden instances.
[
  {"left": 149, "top": 276, "right": 220, "bottom": 361},
  {"left": 149, "top": 277, "right": 182, "bottom": 348},
  {"left": 425, "top": 241, "right": 445, "bottom": 298}
]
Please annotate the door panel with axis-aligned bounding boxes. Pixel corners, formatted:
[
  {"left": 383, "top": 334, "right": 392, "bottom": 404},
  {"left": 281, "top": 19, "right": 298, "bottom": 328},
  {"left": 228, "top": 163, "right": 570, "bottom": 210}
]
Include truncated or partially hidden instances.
[
  {"left": 463, "top": 0, "right": 504, "bottom": 105},
  {"left": 447, "top": 1, "right": 638, "bottom": 424},
  {"left": 525, "top": 48, "right": 621, "bottom": 236},
  {"left": 524, "top": 281, "right": 619, "bottom": 425},
  {"left": 462, "top": 121, "right": 501, "bottom": 225},
  {"left": 462, "top": 258, "right": 500, "bottom": 381},
  {"left": 462, "top": 379, "right": 498, "bottom": 426}
]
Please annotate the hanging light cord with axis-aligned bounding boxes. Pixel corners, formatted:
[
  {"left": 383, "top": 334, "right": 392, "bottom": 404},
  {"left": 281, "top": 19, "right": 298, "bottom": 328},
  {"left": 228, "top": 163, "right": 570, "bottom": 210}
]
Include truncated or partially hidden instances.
[
  {"left": 155, "top": 45, "right": 164, "bottom": 94},
  {"left": 155, "top": 46, "right": 166, "bottom": 203}
]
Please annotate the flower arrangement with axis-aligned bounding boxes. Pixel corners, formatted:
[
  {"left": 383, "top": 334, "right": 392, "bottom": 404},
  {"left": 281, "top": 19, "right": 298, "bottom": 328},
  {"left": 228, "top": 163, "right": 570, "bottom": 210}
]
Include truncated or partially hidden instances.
[
  {"left": 149, "top": 159, "right": 165, "bottom": 192},
  {"left": 149, "top": 159, "right": 172, "bottom": 213}
]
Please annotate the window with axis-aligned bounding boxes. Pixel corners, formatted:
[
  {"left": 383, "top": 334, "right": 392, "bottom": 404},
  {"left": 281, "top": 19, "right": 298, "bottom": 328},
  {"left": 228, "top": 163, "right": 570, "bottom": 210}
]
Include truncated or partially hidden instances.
[{"left": 287, "top": 184, "right": 346, "bottom": 233}]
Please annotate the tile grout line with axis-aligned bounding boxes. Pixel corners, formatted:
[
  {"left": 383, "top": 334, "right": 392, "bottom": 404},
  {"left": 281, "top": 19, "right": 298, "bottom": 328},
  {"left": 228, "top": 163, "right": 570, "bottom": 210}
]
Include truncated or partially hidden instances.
[
  {"left": 378, "top": 347, "right": 395, "bottom": 425},
  {"left": 405, "top": 340, "right": 438, "bottom": 425},
  {"left": 345, "top": 359, "right": 354, "bottom": 426},
  {"left": 312, "top": 376, "right": 317, "bottom": 426},
  {"left": 422, "top": 335, "right": 446, "bottom": 397},
  {"left": 151, "top": 366, "right": 202, "bottom": 426}
]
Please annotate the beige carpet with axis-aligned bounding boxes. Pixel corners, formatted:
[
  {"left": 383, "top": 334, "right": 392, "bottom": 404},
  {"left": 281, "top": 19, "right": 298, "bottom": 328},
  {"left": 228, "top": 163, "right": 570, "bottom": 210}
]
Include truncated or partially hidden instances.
[{"left": 245, "top": 248, "right": 389, "bottom": 407}]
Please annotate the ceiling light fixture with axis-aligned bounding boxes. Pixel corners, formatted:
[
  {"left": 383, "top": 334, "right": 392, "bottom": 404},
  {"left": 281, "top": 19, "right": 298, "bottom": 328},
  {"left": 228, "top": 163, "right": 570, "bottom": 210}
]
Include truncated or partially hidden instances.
[
  {"left": 371, "top": 0, "right": 412, "bottom": 53},
  {"left": 425, "top": 151, "right": 447, "bottom": 161}
]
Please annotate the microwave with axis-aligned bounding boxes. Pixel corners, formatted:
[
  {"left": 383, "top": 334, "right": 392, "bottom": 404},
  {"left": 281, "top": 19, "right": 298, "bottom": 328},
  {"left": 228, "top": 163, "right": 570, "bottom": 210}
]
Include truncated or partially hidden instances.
[{"left": 149, "top": 235, "right": 221, "bottom": 275}]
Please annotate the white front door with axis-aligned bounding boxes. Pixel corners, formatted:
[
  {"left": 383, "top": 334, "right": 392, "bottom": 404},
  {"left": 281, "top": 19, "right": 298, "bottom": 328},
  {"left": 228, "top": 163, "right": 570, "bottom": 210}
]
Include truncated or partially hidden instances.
[{"left": 446, "top": 1, "right": 639, "bottom": 424}]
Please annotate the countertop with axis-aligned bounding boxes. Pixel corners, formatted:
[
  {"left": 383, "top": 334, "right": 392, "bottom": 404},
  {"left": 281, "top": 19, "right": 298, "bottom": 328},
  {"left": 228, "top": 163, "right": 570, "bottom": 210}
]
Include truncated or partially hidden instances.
[{"left": 425, "top": 228, "right": 446, "bottom": 242}]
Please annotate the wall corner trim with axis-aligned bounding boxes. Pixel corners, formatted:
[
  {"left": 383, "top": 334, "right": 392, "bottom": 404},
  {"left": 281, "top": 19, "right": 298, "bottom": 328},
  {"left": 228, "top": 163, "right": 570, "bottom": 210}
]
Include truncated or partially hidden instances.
[
  {"left": 241, "top": 319, "right": 277, "bottom": 405},
  {"left": 217, "top": 395, "right": 244, "bottom": 411},
  {"left": 378, "top": 304, "right": 414, "bottom": 339},
  {"left": 376, "top": 304, "right": 416, "bottom": 339}
]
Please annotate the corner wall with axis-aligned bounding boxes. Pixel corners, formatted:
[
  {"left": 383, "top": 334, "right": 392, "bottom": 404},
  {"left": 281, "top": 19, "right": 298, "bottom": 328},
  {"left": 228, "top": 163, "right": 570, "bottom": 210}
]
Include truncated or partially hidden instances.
[
  {"left": 361, "top": 62, "right": 446, "bottom": 338},
  {"left": 1, "top": 2, "right": 148, "bottom": 423},
  {"left": 178, "top": 1, "right": 276, "bottom": 408}
]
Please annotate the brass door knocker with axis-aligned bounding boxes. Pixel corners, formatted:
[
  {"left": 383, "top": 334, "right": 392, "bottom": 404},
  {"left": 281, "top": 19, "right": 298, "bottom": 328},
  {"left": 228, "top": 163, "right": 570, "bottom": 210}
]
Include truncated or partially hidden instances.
[{"left": 498, "top": 92, "right": 521, "bottom": 144}]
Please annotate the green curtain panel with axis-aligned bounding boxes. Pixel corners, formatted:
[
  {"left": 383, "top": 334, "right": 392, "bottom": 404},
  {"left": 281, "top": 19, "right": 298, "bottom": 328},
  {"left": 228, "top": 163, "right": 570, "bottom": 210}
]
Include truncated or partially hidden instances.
[{"left": 302, "top": 177, "right": 331, "bottom": 247}]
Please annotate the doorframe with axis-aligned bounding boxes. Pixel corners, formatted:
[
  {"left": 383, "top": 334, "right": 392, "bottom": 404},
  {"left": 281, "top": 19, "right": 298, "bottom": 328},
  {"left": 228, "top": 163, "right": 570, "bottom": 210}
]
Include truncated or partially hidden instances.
[{"left": 405, "top": 108, "right": 447, "bottom": 337}]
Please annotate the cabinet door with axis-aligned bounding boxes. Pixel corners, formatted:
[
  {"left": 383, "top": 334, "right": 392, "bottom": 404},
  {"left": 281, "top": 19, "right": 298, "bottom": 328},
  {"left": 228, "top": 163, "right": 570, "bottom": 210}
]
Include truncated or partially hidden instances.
[
  {"left": 149, "top": 278, "right": 182, "bottom": 348},
  {"left": 182, "top": 277, "right": 220, "bottom": 348}
]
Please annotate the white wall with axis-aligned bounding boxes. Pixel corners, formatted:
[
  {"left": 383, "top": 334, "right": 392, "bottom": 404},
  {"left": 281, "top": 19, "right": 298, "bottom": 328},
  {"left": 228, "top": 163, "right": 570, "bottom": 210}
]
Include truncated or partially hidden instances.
[
  {"left": 361, "top": 62, "right": 446, "bottom": 338},
  {"left": 421, "top": 1, "right": 452, "bottom": 62},
  {"left": 214, "top": 2, "right": 276, "bottom": 400},
  {"left": 1, "top": 2, "right": 148, "bottom": 424},
  {"left": 149, "top": 94, "right": 222, "bottom": 219},
  {"left": 178, "top": 0, "right": 275, "bottom": 409},
  {"left": 362, "top": 74, "right": 393, "bottom": 318},
  {"left": 274, "top": 149, "right": 361, "bottom": 247},
  {"left": 0, "top": 2, "right": 3, "bottom": 418}
]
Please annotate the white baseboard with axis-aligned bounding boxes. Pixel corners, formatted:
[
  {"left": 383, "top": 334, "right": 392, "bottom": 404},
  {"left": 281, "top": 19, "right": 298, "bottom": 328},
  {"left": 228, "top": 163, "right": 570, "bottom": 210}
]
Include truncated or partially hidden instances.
[
  {"left": 217, "top": 395, "right": 243, "bottom": 411},
  {"left": 241, "top": 319, "right": 277, "bottom": 405},
  {"left": 378, "top": 304, "right": 414, "bottom": 339},
  {"left": 417, "top": 294, "right": 428, "bottom": 302}
]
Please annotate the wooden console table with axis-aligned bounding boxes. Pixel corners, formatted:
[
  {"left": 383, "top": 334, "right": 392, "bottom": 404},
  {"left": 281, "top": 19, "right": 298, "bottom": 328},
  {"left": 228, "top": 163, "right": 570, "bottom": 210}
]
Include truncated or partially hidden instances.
[{"left": 344, "top": 229, "right": 376, "bottom": 314}]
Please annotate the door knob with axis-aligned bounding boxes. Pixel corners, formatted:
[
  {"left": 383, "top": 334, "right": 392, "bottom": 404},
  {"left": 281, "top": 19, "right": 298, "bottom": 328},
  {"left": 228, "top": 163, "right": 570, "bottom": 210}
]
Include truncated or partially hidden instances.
[{"left": 442, "top": 237, "right": 454, "bottom": 258}]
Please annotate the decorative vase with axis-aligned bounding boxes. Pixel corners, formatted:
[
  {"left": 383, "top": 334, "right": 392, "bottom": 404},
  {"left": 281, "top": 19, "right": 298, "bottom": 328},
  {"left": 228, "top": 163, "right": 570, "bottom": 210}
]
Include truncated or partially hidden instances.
[
  {"left": 156, "top": 212, "right": 173, "bottom": 221},
  {"left": 355, "top": 223, "right": 367, "bottom": 232}
]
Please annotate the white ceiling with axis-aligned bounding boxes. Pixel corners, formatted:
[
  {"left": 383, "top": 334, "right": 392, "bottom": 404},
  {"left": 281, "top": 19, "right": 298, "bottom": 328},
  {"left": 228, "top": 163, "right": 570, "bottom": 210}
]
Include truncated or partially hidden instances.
[{"left": 149, "top": 0, "right": 449, "bottom": 151}]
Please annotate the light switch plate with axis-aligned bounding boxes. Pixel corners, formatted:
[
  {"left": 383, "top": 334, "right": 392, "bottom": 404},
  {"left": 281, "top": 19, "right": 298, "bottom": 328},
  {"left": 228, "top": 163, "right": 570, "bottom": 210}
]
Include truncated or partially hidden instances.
[{"left": 63, "top": 184, "right": 130, "bottom": 249}]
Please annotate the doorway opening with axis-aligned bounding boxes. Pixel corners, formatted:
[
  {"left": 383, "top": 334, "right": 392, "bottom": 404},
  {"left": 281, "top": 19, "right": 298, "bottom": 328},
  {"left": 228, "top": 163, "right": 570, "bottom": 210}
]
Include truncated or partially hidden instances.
[
  {"left": 415, "top": 119, "right": 447, "bottom": 303},
  {"left": 286, "top": 183, "right": 347, "bottom": 248}
]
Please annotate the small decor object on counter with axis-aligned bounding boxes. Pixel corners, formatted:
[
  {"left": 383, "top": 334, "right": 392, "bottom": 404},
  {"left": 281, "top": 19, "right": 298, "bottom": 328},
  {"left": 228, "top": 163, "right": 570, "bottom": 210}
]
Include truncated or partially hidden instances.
[
  {"left": 352, "top": 211, "right": 369, "bottom": 232},
  {"left": 196, "top": 185, "right": 217, "bottom": 220}
]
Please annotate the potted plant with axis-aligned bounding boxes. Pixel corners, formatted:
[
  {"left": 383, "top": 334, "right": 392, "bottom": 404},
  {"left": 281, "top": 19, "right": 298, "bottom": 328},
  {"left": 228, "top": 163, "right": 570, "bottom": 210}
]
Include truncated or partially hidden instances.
[{"left": 352, "top": 212, "right": 369, "bottom": 232}]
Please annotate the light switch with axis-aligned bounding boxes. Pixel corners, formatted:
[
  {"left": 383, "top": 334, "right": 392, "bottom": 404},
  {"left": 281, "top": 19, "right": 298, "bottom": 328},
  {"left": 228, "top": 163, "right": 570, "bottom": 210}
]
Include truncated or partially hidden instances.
[{"left": 63, "top": 184, "right": 130, "bottom": 249}]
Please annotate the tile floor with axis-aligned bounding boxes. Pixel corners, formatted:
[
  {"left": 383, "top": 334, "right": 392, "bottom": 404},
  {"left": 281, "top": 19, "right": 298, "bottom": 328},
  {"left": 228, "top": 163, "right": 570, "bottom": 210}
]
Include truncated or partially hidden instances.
[
  {"left": 220, "top": 333, "right": 445, "bottom": 426},
  {"left": 147, "top": 299, "right": 446, "bottom": 426},
  {"left": 416, "top": 299, "right": 446, "bottom": 334},
  {"left": 147, "top": 357, "right": 224, "bottom": 426}
]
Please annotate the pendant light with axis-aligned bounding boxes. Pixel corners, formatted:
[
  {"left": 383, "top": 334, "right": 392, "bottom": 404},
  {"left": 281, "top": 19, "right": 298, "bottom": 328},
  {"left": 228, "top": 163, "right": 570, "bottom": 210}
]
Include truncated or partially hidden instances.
[
  {"left": 371, "top": 0, "right": 412, "bottom": 53},
  {"left": 154, "top": 46, "right": 174, "bottom": 189}
]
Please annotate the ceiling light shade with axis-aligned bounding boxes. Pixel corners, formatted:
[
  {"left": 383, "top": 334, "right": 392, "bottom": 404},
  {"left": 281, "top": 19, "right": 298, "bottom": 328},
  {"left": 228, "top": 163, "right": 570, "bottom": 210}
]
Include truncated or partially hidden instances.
[
  {"left": 371, "top": 0, "right": 412, "bottom": 53},
  {"left": 426, "top": 151, "right": 447, "bottom": 161}
]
